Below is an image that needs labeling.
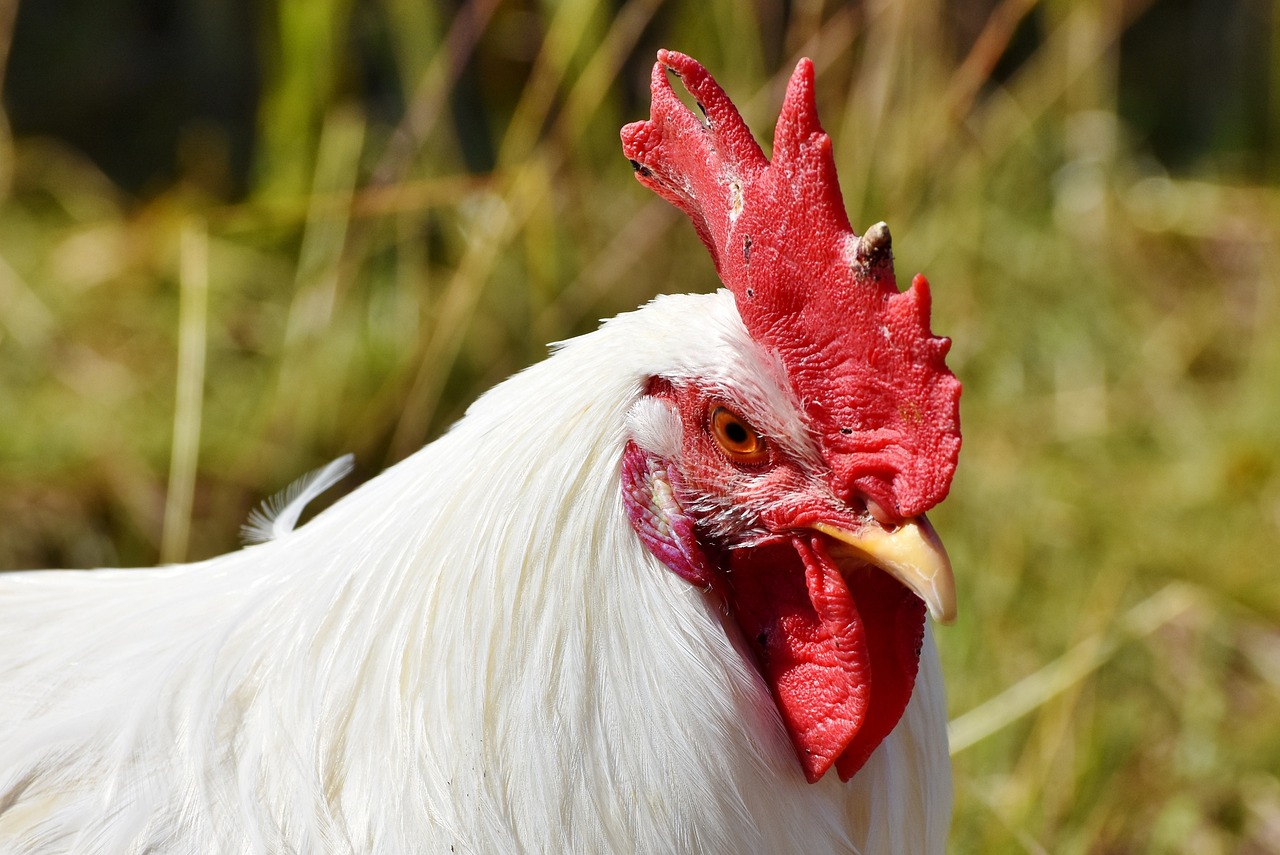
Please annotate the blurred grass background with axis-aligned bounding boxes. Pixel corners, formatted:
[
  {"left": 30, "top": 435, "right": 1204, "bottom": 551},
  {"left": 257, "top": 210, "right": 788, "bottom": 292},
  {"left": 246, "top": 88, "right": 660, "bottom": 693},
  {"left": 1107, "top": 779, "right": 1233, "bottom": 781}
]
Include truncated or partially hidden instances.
[{"left": 0, "top": 0, "right": 1278, "bottom": 850}]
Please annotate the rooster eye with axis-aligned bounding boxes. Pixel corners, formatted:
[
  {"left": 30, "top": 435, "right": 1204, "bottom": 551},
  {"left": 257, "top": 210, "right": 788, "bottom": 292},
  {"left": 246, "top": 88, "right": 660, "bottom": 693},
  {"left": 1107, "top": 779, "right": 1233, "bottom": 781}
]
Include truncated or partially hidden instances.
[{"left": 709, "top": 406, "right": 767, "bottom": 465}]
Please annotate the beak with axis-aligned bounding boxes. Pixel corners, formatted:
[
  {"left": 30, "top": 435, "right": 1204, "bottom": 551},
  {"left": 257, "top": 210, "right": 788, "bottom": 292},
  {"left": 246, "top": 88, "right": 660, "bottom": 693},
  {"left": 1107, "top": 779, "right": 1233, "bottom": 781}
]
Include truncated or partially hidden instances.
[{"left": 810, "top": 516, "right": 957, "bottom": 624}]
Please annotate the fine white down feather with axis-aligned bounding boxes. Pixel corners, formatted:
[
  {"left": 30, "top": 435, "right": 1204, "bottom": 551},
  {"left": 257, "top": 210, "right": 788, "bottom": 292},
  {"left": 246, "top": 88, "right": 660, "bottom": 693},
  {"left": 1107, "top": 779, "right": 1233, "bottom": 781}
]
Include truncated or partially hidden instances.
[
  {"left": 0, "top": 290, "right": 951, "bottom": 854},
  {"left": 240, "top": 454, "right": 356, "bottom": 545}
]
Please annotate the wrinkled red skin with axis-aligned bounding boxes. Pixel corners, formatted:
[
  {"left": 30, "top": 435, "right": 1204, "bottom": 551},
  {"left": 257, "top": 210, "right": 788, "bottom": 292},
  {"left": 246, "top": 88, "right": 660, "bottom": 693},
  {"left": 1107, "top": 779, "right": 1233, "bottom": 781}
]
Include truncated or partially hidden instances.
[
  {"left": 724, "top": 537, "right": 925, "bottom": 782},
  {"left": 620, "top": 51, "right": 961, "bottom": 520}
]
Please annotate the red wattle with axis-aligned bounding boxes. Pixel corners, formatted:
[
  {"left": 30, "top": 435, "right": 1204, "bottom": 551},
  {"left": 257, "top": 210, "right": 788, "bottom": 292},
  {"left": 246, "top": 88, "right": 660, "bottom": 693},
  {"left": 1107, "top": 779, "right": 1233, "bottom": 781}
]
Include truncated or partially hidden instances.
[
  {"left": 827, "top": 548, "right": 926, "bottom": 780},
  {"left": 725, "top": 536, "right": 926, "bottom": 783}
]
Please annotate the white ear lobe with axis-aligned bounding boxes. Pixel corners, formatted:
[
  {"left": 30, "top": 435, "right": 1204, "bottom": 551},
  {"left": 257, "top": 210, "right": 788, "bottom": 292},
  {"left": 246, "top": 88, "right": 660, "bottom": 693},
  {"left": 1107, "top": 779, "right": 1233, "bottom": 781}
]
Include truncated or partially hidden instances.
[{"left": 625, "top": 396, "right": 683, "bottom": 460}]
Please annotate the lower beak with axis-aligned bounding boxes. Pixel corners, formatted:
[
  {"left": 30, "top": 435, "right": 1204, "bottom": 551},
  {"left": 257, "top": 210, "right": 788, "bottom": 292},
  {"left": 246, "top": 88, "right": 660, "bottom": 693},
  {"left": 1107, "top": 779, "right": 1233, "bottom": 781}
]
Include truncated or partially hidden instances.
[{"left": 810, "top": 516, "right": 957, "bottom": 624}]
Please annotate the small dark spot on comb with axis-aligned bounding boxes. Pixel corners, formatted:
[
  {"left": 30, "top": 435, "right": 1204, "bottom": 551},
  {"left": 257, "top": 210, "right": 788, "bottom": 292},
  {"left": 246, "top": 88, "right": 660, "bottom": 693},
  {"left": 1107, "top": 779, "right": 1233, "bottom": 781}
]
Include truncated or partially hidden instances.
[
  {"left": 840, "top": 427, "right": 852, "bottom": 435},
  {"left": 743, "top": 235, "right": 752, "bottom": 262},
  {"left": 628, "top": 159, "right": 653, "bottom": 178},
  {"left": 746, "top": 288, "right": 754, "bottom": 298},
  {"left": 757, "top": 632, "right": 768, "bottom": 647}
]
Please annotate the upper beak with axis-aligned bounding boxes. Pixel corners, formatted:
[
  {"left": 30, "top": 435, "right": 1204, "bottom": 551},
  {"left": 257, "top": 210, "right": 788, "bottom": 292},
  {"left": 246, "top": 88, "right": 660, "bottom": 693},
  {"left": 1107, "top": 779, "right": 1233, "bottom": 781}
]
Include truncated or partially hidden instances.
[{"left": 810, "top": 516, "right": 957, "bottom": 624}]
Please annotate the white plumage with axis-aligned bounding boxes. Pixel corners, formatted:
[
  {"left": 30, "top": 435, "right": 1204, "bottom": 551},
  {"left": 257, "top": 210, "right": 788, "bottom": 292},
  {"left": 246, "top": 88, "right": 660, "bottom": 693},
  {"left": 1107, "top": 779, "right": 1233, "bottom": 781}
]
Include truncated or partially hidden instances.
[{"left": 0, "top": 291, "right": 951, "bottom": 853}]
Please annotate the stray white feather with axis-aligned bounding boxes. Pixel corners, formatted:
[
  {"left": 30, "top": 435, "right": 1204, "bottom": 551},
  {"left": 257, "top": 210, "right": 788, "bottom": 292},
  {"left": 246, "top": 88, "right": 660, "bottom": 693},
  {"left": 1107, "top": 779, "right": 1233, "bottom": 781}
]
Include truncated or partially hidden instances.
[{"left": 240, "top": 454, "right": 355, "bottom": 544}]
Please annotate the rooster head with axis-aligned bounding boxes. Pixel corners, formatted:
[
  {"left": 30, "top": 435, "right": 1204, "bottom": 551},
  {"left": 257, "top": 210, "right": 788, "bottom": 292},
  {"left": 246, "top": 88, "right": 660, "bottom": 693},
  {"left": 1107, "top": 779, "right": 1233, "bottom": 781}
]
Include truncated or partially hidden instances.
[{"left": 619, "top": 50, "right": 962, "bottom": 783}]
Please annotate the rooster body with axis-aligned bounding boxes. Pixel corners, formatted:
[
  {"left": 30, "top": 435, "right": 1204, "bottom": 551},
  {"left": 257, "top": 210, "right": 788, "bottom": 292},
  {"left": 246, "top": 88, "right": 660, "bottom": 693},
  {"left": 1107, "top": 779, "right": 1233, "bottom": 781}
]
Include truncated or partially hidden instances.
[
  {"left": 0, "top": 292, "right": 950, "bottom": 853},
  {"left": 1, "top": 51, "right": 962, "bottom": 854}
]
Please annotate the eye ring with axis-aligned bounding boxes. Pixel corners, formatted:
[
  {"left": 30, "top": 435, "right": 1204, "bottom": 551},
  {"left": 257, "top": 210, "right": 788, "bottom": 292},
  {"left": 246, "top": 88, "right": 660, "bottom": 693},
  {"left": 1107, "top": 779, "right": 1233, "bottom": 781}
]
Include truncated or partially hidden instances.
[{"left": 709, "top": 406, "right": 768, "bottom": 465}]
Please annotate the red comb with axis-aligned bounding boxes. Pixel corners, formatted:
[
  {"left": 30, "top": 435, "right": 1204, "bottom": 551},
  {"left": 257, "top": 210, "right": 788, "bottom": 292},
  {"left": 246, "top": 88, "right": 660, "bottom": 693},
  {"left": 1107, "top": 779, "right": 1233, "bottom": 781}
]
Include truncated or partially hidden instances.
[{"left": 621, "top": 50, "right": 961, "bottom": 517}]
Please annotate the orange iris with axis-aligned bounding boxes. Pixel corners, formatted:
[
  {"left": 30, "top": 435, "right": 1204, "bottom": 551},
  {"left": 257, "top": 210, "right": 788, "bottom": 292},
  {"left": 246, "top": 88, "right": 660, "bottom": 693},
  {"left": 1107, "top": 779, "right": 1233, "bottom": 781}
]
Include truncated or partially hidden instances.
[{"left": 710, "top": 406, "right": 768, "bottom": 465}]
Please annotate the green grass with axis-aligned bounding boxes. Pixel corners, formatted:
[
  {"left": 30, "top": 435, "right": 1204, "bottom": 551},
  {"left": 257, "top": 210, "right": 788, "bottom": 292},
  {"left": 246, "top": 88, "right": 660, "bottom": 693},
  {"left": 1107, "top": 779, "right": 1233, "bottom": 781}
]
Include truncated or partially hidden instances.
[{"left": 1, "top": 1, "right": 1278, "bottom": 850}]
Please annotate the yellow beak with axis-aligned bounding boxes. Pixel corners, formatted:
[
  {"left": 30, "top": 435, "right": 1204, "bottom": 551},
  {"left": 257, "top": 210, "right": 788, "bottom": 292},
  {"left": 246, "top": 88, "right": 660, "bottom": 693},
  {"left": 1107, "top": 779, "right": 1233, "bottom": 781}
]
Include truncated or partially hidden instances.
[{"left": 810, "top": 516, "right": 957, "bottom": 624}]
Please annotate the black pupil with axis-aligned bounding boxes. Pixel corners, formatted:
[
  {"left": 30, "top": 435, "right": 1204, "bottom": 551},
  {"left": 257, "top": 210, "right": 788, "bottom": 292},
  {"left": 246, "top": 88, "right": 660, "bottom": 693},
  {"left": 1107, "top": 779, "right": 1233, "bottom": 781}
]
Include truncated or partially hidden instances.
[{"left": 724, "top": 420, "right": 750, "bottom": 446}]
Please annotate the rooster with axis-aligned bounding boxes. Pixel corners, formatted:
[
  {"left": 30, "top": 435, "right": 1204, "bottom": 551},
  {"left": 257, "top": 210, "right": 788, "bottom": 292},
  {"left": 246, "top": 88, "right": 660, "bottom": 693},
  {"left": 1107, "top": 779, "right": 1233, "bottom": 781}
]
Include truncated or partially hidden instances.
[{"left": 0, "top": 50, "right": 961, "bottom": 854}]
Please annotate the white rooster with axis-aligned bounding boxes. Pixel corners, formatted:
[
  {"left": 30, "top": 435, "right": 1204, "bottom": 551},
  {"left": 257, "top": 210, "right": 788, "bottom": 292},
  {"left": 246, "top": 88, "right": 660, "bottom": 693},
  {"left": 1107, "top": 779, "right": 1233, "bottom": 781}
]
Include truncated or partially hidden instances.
[{"left": 0, "top": 51, "right": 961, "bottom": 854}]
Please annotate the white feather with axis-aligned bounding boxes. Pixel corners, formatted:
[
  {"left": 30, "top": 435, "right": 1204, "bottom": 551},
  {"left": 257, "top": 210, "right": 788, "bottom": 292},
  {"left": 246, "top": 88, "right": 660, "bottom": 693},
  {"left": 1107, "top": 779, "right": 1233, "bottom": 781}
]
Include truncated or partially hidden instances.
[
  {"left": 240, "top": 454, "right": 356, "bottom": 545},
  {"left": 623, "top": 395, "right": 682, "bottom": 459},
  {"left": 0, "top": 290, "right": 950, "bottom": 854}
]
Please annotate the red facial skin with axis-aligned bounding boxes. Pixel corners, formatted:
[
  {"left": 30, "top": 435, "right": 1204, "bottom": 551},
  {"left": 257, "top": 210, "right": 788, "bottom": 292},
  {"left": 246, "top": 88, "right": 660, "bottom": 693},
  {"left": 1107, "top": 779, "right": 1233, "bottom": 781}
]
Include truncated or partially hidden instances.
[{"left": 622, "top": 380, "right": 925, "bottom": 783}]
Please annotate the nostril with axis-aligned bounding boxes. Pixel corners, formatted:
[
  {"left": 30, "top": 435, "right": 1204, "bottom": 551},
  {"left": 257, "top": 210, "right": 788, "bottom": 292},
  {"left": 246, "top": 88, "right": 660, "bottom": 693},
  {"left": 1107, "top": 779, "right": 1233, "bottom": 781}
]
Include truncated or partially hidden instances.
[{"left": 866, "top": 498, "right": 895, "bottom": 527}]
